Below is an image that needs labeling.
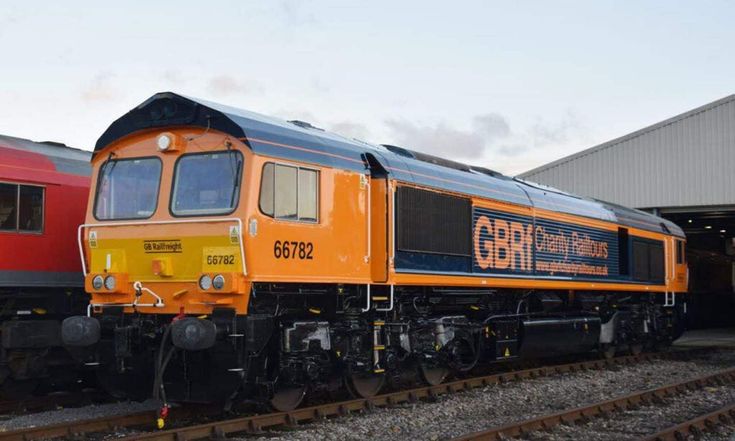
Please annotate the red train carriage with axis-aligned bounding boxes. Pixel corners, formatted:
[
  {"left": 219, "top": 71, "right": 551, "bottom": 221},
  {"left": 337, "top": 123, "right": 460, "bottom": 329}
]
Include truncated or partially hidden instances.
[
  {"left": 0, "top": 134, "right": 90, "bottom": 394},
  {"left": 62, "top": 93, "right": 688, "bottom": 412}
]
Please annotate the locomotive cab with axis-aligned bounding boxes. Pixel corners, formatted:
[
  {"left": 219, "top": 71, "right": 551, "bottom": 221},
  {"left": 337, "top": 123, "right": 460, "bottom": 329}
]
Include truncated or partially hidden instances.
[
  {"left": 65, "top": 94, "right": 372, "bottom": 404},
  {"left": 81, "top": 129, "right": 251, "bottom": 318},
  {"left": 63, "top": 98, "right": 263, "bottom": 400}
]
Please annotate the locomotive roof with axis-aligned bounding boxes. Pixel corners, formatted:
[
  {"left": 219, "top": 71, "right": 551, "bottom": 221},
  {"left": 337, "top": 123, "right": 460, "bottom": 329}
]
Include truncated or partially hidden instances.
[
  {"left": 96, "top": 92, "right": 684, "bottom": 238},
  {"left": 0, "top": 134, "right": 91, "bottom": 177}
]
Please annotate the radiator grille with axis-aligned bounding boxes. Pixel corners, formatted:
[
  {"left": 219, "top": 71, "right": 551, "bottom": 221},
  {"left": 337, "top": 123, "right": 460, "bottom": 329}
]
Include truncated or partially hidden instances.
[
  {"left": 633, "top": 239, "right": 665, "bottom": 283},
  {"left": 396, "top": 186, "right": 471, "bottom": 256}
]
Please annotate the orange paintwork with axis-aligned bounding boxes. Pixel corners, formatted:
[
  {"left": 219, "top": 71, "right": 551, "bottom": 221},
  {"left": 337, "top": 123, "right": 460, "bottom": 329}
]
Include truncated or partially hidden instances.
[
  {"left": 82, "top": 127, "right": 687, "bottom": 317},
  {"left": 245, "top": 158, "right": 370, "bottom": 283},
  {"left": 369, "top": 177, "right": 389, "bottom": 282},
  {"left": 82, "top": 129, "right": 250, "bottom": 314},
  {"left": 83, "top": 128, "right": 370, "bottom": 315}
]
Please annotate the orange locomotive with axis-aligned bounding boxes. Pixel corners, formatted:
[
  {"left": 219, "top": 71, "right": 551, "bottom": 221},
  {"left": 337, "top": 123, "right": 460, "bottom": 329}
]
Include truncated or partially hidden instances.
[{"left": 62, "top": 93, "right": 688, "bottom": 411}]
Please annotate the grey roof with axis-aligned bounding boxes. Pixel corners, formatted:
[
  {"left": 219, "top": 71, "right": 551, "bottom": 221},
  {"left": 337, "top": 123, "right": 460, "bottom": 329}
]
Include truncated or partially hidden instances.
[
  {"left": 519, "top": 95, "right": 735, "bottom": 210},
  {"left": 96, "top": 92, "right": 683, "bottom": 237},
  {"left": 0, "top": 134, "right": 91, "bottom": 176}
]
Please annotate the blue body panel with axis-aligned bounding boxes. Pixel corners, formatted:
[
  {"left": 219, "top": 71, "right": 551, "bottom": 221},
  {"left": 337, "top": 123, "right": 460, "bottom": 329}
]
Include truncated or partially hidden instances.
[
  {"left": 533, "top": 215, "right": 619, "bottom": 280},
  {"left": 398, "top": 206, "right": 628, "bottom": 284},
  {"left": 395, "top": 251, "right": 471, "bottom": 274},
  {"left": 472, "top": 208, "right": 535, "bottom": 276}
]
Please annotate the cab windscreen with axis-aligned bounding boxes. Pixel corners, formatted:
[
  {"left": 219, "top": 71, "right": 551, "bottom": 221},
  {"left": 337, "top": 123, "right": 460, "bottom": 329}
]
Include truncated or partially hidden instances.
[{"left": 171, "top": 151, "right": 243, "bottom": 216}]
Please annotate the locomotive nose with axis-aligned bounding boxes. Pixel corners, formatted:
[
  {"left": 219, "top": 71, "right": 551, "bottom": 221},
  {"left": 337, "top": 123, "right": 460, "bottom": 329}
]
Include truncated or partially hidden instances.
[{"left": 61, "top": 316, "right": 101, "bottom": 347}]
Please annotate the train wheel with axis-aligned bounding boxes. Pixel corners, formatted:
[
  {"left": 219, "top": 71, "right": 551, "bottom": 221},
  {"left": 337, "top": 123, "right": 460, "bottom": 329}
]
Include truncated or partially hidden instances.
[
  {"left": 346, "top": 371, "right": 385, "bottom": 398},
  {"left": 419, "top": 362, "right": 449, "bottom": 386},
  {"left": 630, "top": 344, "right": 643, "bottom": 355},
  {"left": 270, "top": 382, "right": 307, "bottom": 412},
  {"left": 600, "top": 344, "right": 616, "bottom": 360}
]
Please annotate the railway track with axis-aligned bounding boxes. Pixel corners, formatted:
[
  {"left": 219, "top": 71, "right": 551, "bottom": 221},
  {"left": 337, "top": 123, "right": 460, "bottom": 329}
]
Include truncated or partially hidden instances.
[
  {"left": 452, "top": 364, "right": 735, "bottom": 441},
  {"left": 641, "top": 403, "right": 735, "bottom": 441},
  {"left": 0, "top": 349, "right": 710, "bottom": 441}
]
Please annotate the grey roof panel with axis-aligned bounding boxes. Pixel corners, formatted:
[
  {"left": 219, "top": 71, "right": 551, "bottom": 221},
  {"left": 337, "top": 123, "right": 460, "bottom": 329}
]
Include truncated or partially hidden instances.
[
  {"left": 95, "top": 92, "right": 679, "bottom": 236},
  {"left": 0, "top": 134, "right": 91, "bottom": 176}
]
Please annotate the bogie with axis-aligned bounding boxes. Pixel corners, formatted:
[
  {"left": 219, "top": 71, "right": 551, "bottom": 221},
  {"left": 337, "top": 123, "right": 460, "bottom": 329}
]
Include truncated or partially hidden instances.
[{"left": 74, "top": 285, "right": 684, "bottom": 407}]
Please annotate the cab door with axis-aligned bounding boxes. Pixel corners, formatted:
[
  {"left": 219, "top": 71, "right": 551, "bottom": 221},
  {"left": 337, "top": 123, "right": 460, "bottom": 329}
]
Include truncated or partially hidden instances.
[
  {"left": 673, "top": 238, "right": 688, "bottom": 291},
  {"left": 365, "top": 154, "right": 389, "bottom": 282}
]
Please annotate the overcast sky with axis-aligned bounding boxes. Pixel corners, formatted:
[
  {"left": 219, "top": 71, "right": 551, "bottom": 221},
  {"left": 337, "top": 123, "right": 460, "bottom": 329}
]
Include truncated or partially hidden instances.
[{"left": 0, "top": 1, "right": 732, "bottom": 175}]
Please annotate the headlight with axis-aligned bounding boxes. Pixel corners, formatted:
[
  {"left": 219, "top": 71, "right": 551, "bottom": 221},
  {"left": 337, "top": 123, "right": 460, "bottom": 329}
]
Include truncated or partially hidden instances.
[
  {"left": 92, "top": 275, "right": 104, "bottom": 290},
  {"left": 104, "top": 275, "right": 116, "bottom": 291},
  {"left": 198, "top": 275, "right": 212, "bottom": 290},
  {"left": 212, "top": 274, "right": 225, "bottom": 290},
  {"left": 157, "top": 133, "right": 172, "bottom": 151}
]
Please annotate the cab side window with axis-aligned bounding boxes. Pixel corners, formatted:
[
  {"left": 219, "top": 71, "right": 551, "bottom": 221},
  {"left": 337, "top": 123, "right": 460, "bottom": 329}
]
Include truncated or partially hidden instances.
[
  {"left": 0, "top": 183, "right": 17, "bottom": 230},
  {"left": 259, "top": 163, "right": 319, "bottom": 222},
  {"left": 676, "top": 240, "right": 686, "bottom": 264},
  {"left": 275, "top": 165, "right": 297, "bottom": 219},
  {"left": 18, "top": 186, "right": 43, "bottom": 231},
  {"left": 0, "top": 183, "right": 43, "bottom": 233}
]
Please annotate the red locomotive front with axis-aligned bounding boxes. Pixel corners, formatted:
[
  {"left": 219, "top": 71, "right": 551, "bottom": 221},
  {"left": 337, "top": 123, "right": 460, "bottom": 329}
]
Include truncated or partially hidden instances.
[{"left": 0, "top": 134, "right": 90, "bottom": 395}]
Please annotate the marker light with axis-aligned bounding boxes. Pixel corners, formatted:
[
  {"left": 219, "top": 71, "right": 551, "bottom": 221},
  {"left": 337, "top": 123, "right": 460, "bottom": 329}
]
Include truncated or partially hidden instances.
[
  {"left": 104, "top": 275, "right": 116, "bottom": 291},
  {"left": 198, "top": 275, "right": 212, "bottom": 291},
  {"left": 721, "top": 229, "right": 727, "bottom": 233},
  {"left": 212, "top": 274, "right": 225, "bottom": 290},
  {"left": 157, "top": 133, "right": 172, "bottom": 151},
  {"left": 705, "top": 225, "right": 712, "bottom": 229},
  {"left": 92, "top": 275, "right": 104, "bottom": 290}
]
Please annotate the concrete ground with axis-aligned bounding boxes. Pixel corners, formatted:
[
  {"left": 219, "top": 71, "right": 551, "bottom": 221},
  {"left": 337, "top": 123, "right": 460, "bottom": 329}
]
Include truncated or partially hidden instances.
[{"left": 674, "top": 327, "right": 735, "bottom": 349}]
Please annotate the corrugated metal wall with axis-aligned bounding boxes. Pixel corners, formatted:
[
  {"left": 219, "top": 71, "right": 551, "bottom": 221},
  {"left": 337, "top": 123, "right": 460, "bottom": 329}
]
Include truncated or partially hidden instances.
[{"left": 518, "top": 95, "right": 735, "bottom": 209}]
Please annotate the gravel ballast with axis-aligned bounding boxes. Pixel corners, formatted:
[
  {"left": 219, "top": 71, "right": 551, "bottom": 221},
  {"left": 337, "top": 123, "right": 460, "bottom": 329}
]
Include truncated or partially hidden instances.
[
  {"left": 2, "top": 350, "right": 735, "bottom": 440},
  {"left": 240, "top": 350, "right": 735, "bottom": 441},
  {"left": 523, "top": 383, "right": 735, "bottom": 440}
]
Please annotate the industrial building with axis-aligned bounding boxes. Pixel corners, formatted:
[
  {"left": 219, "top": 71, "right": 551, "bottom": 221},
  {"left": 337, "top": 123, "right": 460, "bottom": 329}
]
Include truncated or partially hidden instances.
[{"left": 519, "top": 94, "right": 735, "bottom": 326}]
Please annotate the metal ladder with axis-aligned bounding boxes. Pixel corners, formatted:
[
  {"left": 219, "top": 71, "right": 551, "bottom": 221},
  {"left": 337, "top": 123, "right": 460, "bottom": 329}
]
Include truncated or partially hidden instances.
[
  {"left": 372, "top": 320, "right": 385, "bottom": 373},
  {"left": 362, "top": 285, "right": 395, "bottom": 312}
]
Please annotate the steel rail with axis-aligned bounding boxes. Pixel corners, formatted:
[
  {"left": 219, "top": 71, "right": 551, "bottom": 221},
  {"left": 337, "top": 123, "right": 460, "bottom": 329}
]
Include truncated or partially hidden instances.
[
  {"left": 0, "top": 349, "right": 705, "bottom": 441},
  {"left": 640, "top": 402, "right": 735, "bottom": 441},
  {"left": 452, "top": 366, "right": 735, "bottom": 441}
]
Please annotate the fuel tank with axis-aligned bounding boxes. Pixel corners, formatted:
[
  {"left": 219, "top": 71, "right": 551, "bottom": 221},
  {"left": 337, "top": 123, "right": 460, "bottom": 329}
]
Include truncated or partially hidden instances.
[{"left": 519, "top": 316, "right": 601, "bottom": 358}]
